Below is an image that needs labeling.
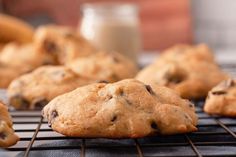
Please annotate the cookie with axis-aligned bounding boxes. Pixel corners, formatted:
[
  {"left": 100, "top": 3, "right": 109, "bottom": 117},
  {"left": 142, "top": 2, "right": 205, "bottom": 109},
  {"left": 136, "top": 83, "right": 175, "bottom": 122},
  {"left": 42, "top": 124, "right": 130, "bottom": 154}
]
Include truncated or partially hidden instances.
[
  {"left": 42, "top": 79, "right": 198, "bottom": 138},
  {"left": 0, "top": 43, "right": 57, "bottom": 68},
  {"left": 67, "top": 52, "right": 138, "bottom": 82},
  {"left": 159, "top": 44, "right": 215, "bottom": 63},
  {"left": 136, "top": 44, "right": 228, "bottom": 99},
  {"left": 0, "top": 102, "right": 19, "bottom": 147},
  {"left": 0, "top": 13, "right": 34, "bottom": 44},
  {"left": 7, "top": 66, "right": 95, "bottom": 110},
  {"left": 204, "top": 79, "right": 236, "bottom": 117},
  {"left": 34, "top": 25, "right": 96, "bottom": 64},
  {"left": 0, "top": 43, "right": 57, "bottom": 88}
]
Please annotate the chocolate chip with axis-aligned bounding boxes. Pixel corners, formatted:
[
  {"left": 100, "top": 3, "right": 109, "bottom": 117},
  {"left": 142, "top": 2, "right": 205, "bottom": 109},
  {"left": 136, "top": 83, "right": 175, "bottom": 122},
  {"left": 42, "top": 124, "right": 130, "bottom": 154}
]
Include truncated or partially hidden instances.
[
  {"left": 125, "top": 98, "right": 132, "bottom": 105},
  {"left": 0, "top": 132, "right": 6, "bottom": 139},
  {"left": 105, "top": 95, "right": 113, "bottom": 101},
  {"left": 145, "top": 85, "right": 155, "bottom": 95},
  {"left": 111, "top": 74, "right": 119, "bottom": 81},
  {"left": 119, "top": 89, "right": 125, "bottom": 96},
  {"left": 164, "top": 70, "right": 186, "bottom": 84},
  {"left": 111, "top": 115, "right": 117, "bottom": 122},
  {"left": 151, "top": 121, "right": 159, "bottom": 131},
  {"left": 33, "top": 99, "right": 49, "bottom": 110},
  {"left": 97, "top": 80, "right": 109, "bottom": 83},
  {"left": 212, "top": 90, "right": 227, "bottom": 95},
  {"left": 168, "top": 77, "right": 183, "bottom": 84},
  {"left": 44, "top": 40, "right": 58, "bottom": 53},
  {"left": 42, "top": 60, "right": 54, "bottom": 65},
  {"left": 112, "top": 56, "right": 119, "bottom": 63},
  {"left": 184, "top": 114, "right": 189, "bottom": 119},
  {"left": 189, "top": 103, "right": 194, "bottom": 108},
  {"left": 52, "top": 110, "right": 58, "bottom": 119},
  {"left": 48, "top": 110, "right": 58, "bottom": 127},
  {"left": 10, "top": 95, "right": 30, "bottom": 109}
]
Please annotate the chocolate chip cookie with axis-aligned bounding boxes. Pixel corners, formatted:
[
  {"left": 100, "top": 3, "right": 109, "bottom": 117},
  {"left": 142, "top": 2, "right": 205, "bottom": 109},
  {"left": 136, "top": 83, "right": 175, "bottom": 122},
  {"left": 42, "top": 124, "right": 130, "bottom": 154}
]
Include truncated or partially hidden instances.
[
  {"left": 136, "top": 44, "right": 228, "bottom": 99},
  {"left": 34, "top": 25, "right": 96, "bottom": 64},
  {"left": 0, "top": 102, "right": 19, "bottom": 147},
  {"left": 43, "top": 79, "right": 198, "bottom": 138},
  {"left": 0, "top": 43, "right": 57, "bottom": 88},
  {"left": 204, "top": 79, "right": 236, "bottom": 117},
  {"left": 67, "top": 52, "right": 138, "bottom": 82},
  {"left": 7, "top": 66, "right": 95, "bottom": 110}
]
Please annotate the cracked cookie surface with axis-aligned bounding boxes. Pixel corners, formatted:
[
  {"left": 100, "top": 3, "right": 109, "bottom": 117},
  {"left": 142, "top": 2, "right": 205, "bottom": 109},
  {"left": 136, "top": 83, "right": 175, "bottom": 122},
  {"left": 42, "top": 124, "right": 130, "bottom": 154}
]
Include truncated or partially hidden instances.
[{"left": 43, "top": 79, "right": 198, "bottom": 138}]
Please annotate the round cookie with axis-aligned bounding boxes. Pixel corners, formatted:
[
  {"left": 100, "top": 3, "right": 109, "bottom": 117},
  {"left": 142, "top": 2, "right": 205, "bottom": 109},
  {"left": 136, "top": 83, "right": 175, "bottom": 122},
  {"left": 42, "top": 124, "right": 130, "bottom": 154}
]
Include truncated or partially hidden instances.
[
  {"left": 7, "top": 66, "right": 95, "bottom": 110},
  {"left": 34, "top": 25, "right": 96, "bottom": 64},
  {"left": 137, "top": 60, "right": 227, "bottom": 99},
  {"left": 136, "top": 44, "right": 228, "bottom": 99},
  {"left": 0, "top": 102, "right": 19, "bottom": 147},
  {"left": 42, "top": 79, "right": 198, "bottom": 138},
  {"left": 67, "top": 52, "right": 138, "bottom": 82},
  {"left": 0, "top": 43, "right": 57, "bottom": 88},
  {"left": 0, "top": 13, "right": 34, "bottom": 44},
  {"left": 204, "top": 79, "right": 236, "bottom": 117}
]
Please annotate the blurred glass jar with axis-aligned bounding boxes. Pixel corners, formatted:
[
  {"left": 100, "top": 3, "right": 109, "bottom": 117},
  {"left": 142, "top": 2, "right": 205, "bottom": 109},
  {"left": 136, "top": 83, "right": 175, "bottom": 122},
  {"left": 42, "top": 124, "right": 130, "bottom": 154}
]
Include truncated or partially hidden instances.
[{"left": 80, "top": 3, "right": 142, "bottom": 63}]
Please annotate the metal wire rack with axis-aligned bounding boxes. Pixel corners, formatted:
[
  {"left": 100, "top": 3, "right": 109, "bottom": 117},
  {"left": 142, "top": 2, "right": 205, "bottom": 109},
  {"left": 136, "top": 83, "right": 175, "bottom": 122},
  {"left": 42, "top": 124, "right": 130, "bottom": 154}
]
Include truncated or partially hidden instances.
[{"left": 1, "top": 64, "right": 236, "bottom": 157}]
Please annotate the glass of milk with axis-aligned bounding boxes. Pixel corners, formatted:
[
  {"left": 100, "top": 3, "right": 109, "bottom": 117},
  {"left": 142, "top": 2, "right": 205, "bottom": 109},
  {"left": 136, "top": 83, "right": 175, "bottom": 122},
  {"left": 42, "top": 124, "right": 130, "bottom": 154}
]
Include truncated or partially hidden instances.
[{"left": 80, "top": 3, "right": 142, "bottom": 63}]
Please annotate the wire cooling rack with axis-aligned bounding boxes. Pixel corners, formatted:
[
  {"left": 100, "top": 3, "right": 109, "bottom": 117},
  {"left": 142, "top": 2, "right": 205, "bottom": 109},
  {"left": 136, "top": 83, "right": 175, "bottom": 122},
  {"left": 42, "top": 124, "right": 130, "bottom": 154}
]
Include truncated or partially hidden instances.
[
  {"left": 0, "top": 63, "right": 236, "bottom": 157},
  {"left": 1, "top": 101, "right": 235, "bottom": 157}
]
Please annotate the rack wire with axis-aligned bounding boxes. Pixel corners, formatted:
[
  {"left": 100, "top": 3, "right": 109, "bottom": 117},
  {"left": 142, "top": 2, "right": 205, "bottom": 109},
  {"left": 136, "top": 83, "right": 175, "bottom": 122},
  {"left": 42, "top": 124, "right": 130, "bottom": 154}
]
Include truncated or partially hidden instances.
[{"left": 1, "top": 63, "right": 236, "bottom": 157}]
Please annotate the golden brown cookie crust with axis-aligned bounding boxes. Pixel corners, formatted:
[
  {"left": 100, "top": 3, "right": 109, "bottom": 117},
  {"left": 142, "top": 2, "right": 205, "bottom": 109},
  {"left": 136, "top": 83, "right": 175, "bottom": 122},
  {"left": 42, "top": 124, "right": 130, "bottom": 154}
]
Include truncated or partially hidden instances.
[
  {"left": 34, "top": 25, "right": 96, "bottom": 64},
  {"left": 0, "top": 102, "right": 19, "bottom": 147},
  {"left": 136, "top": 44, "right": 228, "bottom": 99},
  {"left": 0, "top": 43, "right": 57, "bottom": 68},
  {"left": 43, "top": 79, "right": 198, "bottom": 138},
  {"left": 0, "top": 43, "right": 57, "bottom": 88},
  {"left": 0, "top": 25, "right": 96, "bottom": 89},
  {"left": 7, "top": 66, "right": 95, "bottom": 110},
  {"left": 159, "top": 44, "right": 215, "bottom": 63},
  {"left": 204, "top": 79, "right": 236, "bottom": 117},
  {"left": 67, "top": 52, "right": 138, "bottom": 82}
]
